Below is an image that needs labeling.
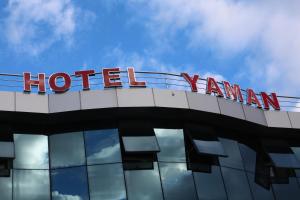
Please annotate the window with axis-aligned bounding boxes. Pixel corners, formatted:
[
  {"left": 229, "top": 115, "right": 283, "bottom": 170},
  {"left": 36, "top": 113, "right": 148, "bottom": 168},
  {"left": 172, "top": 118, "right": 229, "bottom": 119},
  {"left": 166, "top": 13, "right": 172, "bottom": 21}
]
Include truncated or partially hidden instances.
[
  {"left": 122, "top": 136, "right": 160, "bottom": 153},
  {"left": 0, "top": 174, "right": 12, "bottom": 200},
  {"left": 192, "top": 139, "right": 226, "bottom": 157},
  {"left": 219, "top": 138, "right": 244, "bottom": 170},
  {"left": 85, "top": 129, "right": 121, "bottom": 164},
  {"left": 50, "top": 132, "right": 85, "bottom": 168}
]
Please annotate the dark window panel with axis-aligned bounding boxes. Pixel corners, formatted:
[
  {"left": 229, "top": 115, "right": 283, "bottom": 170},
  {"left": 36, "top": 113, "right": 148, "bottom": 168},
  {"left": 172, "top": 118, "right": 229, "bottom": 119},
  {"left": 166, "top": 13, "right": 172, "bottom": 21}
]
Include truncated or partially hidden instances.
[
  {"left": 159, "top": 163, "right": 198, "bottom": 200},
  {"left": 88, "top": 163, "right": 126, "bottom": 200},
  {"left": 219, "top": 138, "right": 244, "bottom": 170},
  {"left": 239, "top": 143, "right": 257, "bottom": 173},
  {"left": 272, "top": 177, "right": 300, "bottom": 200},
  {"left": 155, "top": 129, "right": 186, "bottom": 162},
  {"left": 50, "top": 132, "right": 85, "bottom": 168},
  {"left": 193, "top": 165, "right": 227, "bottom": 200},
  {"left": 125, "top": 162, "right": 163, "bottom": 200},
  {"left": 0, "top": 172, "right": 12, "bottom": 200},
  {"left": 122, "top": 136, "right": 160, "bottom": 153},
  {"left": 13, "top": 169, "right": 50, "bottom": 200},
  {"left": 193, "top": 139, "right": 226, "bottom": 157},
  {"left": 247, "top": 173, "right": 275, "bottom": 200},
  {"left": 221, "top": 167, "right": 252, "bottom": 200},
  {"left": 85, "top": 129, "right": 122, "bottom": 165},
  {"left": 13, "top": 134, "right": 49, "bottom": 169},
  {"left": 0, "top": 141, "right": 14, "bottom": 159},
  {"left": 51, "top": 166, "right": 89, "bottom": 200}
]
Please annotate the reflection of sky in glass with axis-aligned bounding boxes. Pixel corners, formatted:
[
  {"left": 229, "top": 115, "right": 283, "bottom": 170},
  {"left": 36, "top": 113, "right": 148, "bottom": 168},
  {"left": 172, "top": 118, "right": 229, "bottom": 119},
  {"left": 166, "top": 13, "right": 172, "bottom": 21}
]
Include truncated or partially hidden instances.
[
  {"left": 51, "top": 166, "right": 89, "bottom": 200},
  {"left": 194, "top": 166, "right": 227, "bottom": 200},
  {"left": 154, "top": 129, "right": 186, "bottom": 162},
  {"left": 221, "top": 167, "right": 252, "bottom": 200},
  {"left": 159, "top": 163, "right": 198, "bottom": 200},
  {"left": 85, "top": 129, "right": 121, "bottom": 165},
  {"left": 219, "top": 138, "right": 244, "bottom": 170},
  {"left": 88, "top": 163, "right": 126, "bottom": 200},
  {"left": 247, "top": 173, "right": 274, "bottom": 200},
  {"left": 122, "top": 136, "right": 160, "bottom": 153},
  {"left": 239, "top": 143, "right": 257, "bottom": 173},
  {"left": 0, "top": 171, "right": 12, "bottom": 200},
  {"left": 13, "top": 134, "right": 49, "bottom": 169},
  {"left": 125, "top": 162, "right": 163, "bottom": 200},
  {"left": 50, "top": 132, "right": 85, "bottom": 168},
  {"left": 13, "top": 169, "right": 50, "bottom": 200}
]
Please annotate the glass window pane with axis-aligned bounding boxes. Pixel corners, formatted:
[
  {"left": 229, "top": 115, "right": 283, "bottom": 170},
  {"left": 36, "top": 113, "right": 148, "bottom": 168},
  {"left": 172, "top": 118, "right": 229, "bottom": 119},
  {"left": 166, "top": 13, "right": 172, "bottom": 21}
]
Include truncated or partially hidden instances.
[
  {"left": 122, "top": 136, "right": 160, "bottom": 152},
  {"left": 193, "top": 139, "right": 226, "bottom": 156},
  {"left": 125, "top": 162, "right": 163, "bottom": 200},
  {"left": 239, "top": 143, "right": 257, "bottom": 173},
  {"left": 85, "top": 129, "right": 121, "bottom": 165},
  {"left": 88, "top": 163, "right": 126, "bottom": 200},
  {"left": 155, "top": 129, "right": 186, "bottom": 162},
  {"left": 268, "top": 153, "right": 300, "bottom": 168},
  {"left": 13, "top": 169, "right": 50, "bottom": 200},
  {"left": 159, "top": 163, "right": 198, "bottom": 200},
  {"left": 51, "top": 166, "right": 89, "bottom": 200},
  {"left": 219, "top": 138, "right": 244, "bottom": 170},
  {"left": 193, "top": 165, "right": 227, "bottom": 200},
  {"left": 221, "top": 167, "right": 252, "bottom": 200},
  {"left": 50, "top": 132, "right": 85, "bottom": 168},
  {"left": 0, "top": 172, "right": 12, "bottom": 200},
  {"left": 247, "top": 173, "right": 275, "bottom": 200},
  {"left": 272, "top": 177, "right": 300, "bottom": 200},
  {"left": 13, "top": 134, "right": 49, "bottom": 169}
]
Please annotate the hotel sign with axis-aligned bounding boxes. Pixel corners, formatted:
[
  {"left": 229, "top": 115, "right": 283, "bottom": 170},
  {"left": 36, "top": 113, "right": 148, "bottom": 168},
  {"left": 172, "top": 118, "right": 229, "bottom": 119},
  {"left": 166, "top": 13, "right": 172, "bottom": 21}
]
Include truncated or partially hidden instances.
[{"left": 23, "top": 67, "right": 281, "bottom": 110}]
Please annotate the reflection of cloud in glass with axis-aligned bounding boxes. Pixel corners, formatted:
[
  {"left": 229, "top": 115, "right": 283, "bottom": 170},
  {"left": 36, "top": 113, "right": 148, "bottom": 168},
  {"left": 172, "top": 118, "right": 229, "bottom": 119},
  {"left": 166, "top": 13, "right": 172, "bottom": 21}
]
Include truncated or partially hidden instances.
[
  {"left": 154, "top": 129, "right": 186, "bottom": 162},
  {"left": 14, "top": 134, "right": 49, "bottom": 169},
  {"left": 85, "top": 129, "right": 122, "bottom": 164},
  {"left": 88, "top": 143, "right": 120, "bottom": 162},
  {"left": 159, "top": 163, "right": 198, "bottom": 200},
  {"left": 50, "top": 132, "right": 85, "bottom": 168},
  {"left": 52, "top": 191, "right": 82, "bottom": 200},
  {"left": 13, "top": 170, "right": 50, "bottom": 200}
]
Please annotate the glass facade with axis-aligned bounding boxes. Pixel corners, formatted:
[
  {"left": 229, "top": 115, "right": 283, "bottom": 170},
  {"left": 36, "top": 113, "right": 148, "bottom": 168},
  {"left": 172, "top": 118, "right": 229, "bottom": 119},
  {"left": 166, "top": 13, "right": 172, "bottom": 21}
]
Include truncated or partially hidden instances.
[{"left": 1, "top": 127, "right": 300, "bottom": 200}]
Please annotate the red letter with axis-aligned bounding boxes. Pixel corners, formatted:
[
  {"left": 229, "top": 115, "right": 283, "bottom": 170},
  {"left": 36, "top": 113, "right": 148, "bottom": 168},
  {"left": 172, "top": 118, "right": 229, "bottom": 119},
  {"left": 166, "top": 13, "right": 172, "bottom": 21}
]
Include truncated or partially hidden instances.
[
  {"left": 128, "top": 67, "right": 146, "bottom": 87},
  {"left": 103, "top": 68, "right": 122, "bottom": 88},
  {"left": 261, "top": 92, "right": 280, "bottom": 110},
  {"left": 49, "top": 72, "right": 71, "bottom": 93},
  {"left": 247, "top": 88, "right": 262, "bottom": 108},
  {"left": 222, "top": 81, "right": 243, "bottom": 102},
  {"left": 206, "top": 77, "right": 224, "bottom": 97},
  {"left": 75, "top": 70, "right": 95, "bottom": 90},
  {"left": 23, "top": 72, "right": 46, "bottom": 93},
  {"left": 181, "top": 73, "right": 199, "bottom": 92}
]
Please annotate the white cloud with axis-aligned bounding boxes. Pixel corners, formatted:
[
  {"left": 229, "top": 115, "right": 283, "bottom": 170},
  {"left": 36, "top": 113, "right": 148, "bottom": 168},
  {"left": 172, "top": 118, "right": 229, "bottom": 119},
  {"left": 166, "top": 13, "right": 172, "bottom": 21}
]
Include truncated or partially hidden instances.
[
  {"left": 202, "top": 72, "right": 226, "bottom": 82},
  {"left": 128, "top": 0, "right": 300, "bottom": 95},
  {"left": 3, "top": 0, "right": 92, "bottom": 55},
  {"left": 52, "top": 191, "right": 82, "bottom": 200}
]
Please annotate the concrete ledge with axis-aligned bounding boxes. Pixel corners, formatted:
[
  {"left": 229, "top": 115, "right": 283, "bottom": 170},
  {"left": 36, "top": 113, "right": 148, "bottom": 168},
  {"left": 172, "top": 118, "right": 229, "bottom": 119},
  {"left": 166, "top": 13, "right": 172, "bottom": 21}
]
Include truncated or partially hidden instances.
[
  {"left": 49, "top": 92, "right": 80, "bottom": 113},
  {"left": 187, "top": 92, "right": 220, "bottom": 114},
  {"left": 0, "top": 91, "right": 15, "bottom": 112},
  {"left": 264, "top": 110, "right": 291, "bottom": 128},
  {"left": 16, "top": 93, "right": 48, "bottom": 113},
  {"left": 117, "top": 88, "right": 155, "bottom": 107},
  {"left": 287, "top": 112, "right": 300, "bottom": 129},
  {"left": 217, "top": 98, "right": 245, "bottom": 120},
  {"left": 242, "top": 105, "right": 267, "bottom": 126},
  {"left": 153, "top": 89, "right": 189, "bottom": 109},
  {"left": 81, "top": 89, "right": 118, "bottom": 109}
]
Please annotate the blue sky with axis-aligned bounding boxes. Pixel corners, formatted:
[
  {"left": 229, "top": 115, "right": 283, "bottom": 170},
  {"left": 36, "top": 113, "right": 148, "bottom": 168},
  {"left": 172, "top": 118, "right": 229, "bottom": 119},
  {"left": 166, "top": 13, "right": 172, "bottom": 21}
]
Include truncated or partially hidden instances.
[{"left": 0, "top": 0, "right": 300, "bottom": 97}]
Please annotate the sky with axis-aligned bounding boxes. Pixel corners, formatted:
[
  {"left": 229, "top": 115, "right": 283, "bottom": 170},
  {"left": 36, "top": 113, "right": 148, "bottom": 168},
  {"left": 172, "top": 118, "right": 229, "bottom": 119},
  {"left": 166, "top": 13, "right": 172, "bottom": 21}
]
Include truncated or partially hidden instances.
[{"left": 0, "top": 0, "right": 300, "bottom": 97}]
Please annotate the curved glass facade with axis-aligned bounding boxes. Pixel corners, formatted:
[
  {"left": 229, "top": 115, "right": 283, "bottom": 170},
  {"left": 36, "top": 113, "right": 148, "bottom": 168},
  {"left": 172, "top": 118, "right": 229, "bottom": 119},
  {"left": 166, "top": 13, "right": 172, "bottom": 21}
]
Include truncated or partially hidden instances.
[{"left": 1, "top": 127, "right": 300, "bottom": 200}]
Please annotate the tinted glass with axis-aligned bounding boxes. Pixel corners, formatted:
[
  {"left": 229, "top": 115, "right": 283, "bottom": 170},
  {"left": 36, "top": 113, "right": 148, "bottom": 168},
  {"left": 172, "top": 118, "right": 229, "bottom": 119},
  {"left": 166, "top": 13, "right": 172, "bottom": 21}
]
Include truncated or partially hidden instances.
[
  {"left": 247, "top": 173, "right": 274, "bottom": 200},
  {"left": 159, "top": 163, "right": 198, "bottom": 200},
  {"left": 51, "top": 167, "right": 89, "bottom": 200},
  {"left": 155, "top": 129, "right": 186, "bottom": 162},
  {"left": 13, "top": 134, "right": 49, "bottom": 169},
  {"left": 125, "top": 162, "right": 163, "bottom": 200},
  {"left": 269, "top": 153, "right": 300, "bottom": 168},
  {"left": 13, "top": 169, "right": 50, "bottom": 200},
  {"left": 193, "top": 139, "right": 226, "bottom": 156},
  {"left": 50, "top": 132, "right": 85, "bottom": 168},
  {"left": 122, "top": 136, "right": 160, "bottom": 152},
  {"left": 193, "top": 165, "right": 227, "bottom": 200},
  {"left": 88, "top": 164, "right": 126, "bottom": 200},
  {"left": 239, "top": 143, "right": 257, "bottom": 172},
  {"left": 0, "top": 173, "right": 12, "bottom": 200},
  {"left": 272, "top": 177, "right": 300, "bottom": 200},
  {"left": 219, "top": 138, "right": 244, "bottom": 169},
  {"left": 221, "top": 167, "right": 252, "bottom": 200},
  {"left": 85, "top": 129, "right": 121, "bottom": 164}
]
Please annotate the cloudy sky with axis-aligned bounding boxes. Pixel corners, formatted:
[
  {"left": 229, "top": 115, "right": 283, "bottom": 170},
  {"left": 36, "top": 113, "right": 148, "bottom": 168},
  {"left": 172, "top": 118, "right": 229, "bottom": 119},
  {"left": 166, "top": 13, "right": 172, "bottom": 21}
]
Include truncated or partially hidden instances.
[{"left": 0, "top": 0, "right": 300, "bottom": 96}]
